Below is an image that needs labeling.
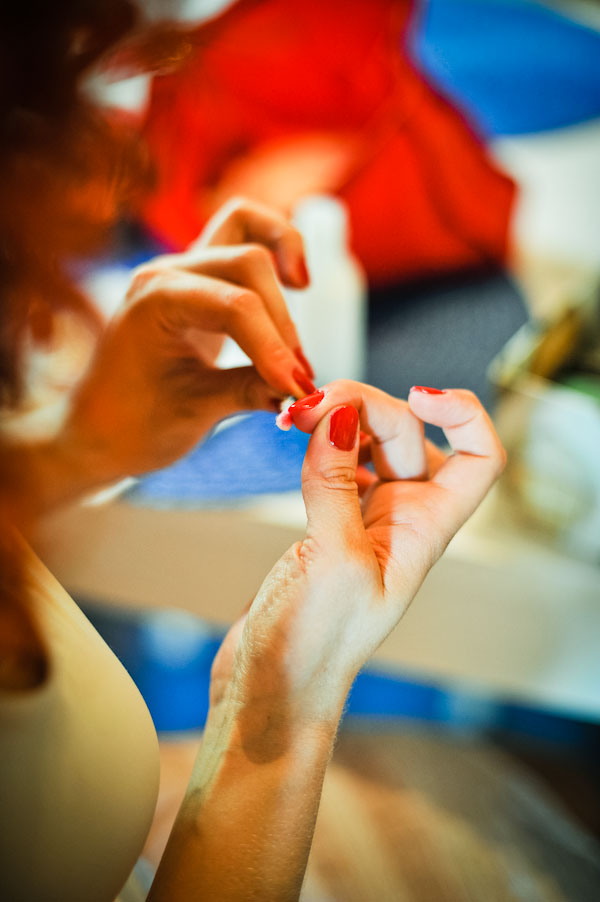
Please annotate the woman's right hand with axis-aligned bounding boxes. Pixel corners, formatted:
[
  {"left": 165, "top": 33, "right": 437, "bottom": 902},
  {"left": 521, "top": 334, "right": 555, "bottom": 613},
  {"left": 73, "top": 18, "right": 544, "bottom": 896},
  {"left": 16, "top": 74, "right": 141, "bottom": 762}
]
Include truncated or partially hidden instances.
[
  {"left": 214, "top": 381, "right": 506, "bottom": 739},
  {"left": 26, "top": 198, "right": 315, "bottom": 515}
]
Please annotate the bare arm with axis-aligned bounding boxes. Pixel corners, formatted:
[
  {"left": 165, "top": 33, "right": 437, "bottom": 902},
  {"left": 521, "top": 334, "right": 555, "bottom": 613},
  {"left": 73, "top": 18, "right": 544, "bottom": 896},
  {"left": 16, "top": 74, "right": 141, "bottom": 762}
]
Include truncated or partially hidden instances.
[
  {"left": 149, "top": 689, "right": 338, "bottom": 902},
  {"left": 148, "top": 381, "right": 506, "bottom": 901},
  {"left": 7, "top": 198, "right": 313, "bottom": 522}
]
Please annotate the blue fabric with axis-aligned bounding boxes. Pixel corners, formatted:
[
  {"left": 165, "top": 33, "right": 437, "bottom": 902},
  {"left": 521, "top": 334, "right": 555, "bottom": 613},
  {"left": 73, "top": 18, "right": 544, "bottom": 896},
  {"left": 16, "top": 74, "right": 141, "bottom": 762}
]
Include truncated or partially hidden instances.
[
  {"left": 83, "top": 601, "right": 600, "bottom": 741},
  {"left": 128, "top": 411, "right": 309, "bottom": 506},
  {"left": 411, "top": 0, "right": 600, "bottom": 136},
  {"left": 346, "top": 668, "right": 448, "bottom": 722}
]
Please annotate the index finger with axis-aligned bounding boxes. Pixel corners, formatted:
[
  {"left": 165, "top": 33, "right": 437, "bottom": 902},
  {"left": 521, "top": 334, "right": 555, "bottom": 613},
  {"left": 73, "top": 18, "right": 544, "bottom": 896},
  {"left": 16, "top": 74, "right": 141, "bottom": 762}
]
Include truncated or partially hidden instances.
[
  {"left": 407, "top": 387, "right": 507, "bottom": 531},
  {"left": 192, "top": 197, "right": 309, "bottom": 289},
  {"left": 133, "top": 268, "right": 312, "bottom": 399}
]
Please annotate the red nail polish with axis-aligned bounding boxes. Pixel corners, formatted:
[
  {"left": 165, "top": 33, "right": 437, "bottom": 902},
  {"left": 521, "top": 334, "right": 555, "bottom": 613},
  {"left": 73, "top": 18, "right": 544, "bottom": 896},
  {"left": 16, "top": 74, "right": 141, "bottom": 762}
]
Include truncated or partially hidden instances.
[
  {"left": 410, "top": 386, "right": 446, "bottom": 395},
  {"left": 293, "top": 367, "right": 317, "bottom": 396},
  {"left": 329, "top": 406, "right": 359, "bottom": 451},
  {"left": 288, "top": 390, "right": 324, "bottom": 419},
  {"left": 296, "top": 258, "right": 310, "bottom": 286},
  {"left": 294, "top": 346, "right": 315, "bottom": 380}
]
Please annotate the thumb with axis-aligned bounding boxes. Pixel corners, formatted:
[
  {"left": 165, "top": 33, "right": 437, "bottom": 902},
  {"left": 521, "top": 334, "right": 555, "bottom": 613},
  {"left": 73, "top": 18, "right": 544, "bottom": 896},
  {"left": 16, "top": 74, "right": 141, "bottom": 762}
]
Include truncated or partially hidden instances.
[
  {"left": 301, "top": 405, "right": 366, "bottom": 549},
  {"left": 187, "top": 365, "right": 284, "bottom": 421}
]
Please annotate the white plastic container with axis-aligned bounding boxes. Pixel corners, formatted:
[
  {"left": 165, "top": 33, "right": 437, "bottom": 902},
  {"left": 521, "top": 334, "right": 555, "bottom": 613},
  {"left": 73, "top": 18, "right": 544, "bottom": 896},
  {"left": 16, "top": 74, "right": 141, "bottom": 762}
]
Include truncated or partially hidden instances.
[{"left": 285, "top": 195, "right": 367, "bottom": 386}]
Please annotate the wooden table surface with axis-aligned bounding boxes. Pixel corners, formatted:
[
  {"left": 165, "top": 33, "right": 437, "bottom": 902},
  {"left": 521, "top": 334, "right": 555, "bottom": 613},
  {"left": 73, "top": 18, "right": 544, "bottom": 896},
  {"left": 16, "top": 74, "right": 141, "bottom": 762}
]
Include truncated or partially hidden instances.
[{"left": 144, "top": 726, "right": 600, "bottom": 902}]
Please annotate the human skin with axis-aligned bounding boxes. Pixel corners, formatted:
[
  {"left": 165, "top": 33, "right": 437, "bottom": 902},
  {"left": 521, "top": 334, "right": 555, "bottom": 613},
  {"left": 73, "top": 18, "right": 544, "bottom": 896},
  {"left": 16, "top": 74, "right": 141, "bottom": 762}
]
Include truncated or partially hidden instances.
[
  {"left": 0, "top": 197, "right": 315, "bottom": 693},
  {"left": 147, "top": 381, "right": 506, "bottom": 901},
  {"left": 7, "top": 197, "right": 315, "bottom": 520},
  {"left": 3, "top": 196, "right": 506, "bottom": 898}
]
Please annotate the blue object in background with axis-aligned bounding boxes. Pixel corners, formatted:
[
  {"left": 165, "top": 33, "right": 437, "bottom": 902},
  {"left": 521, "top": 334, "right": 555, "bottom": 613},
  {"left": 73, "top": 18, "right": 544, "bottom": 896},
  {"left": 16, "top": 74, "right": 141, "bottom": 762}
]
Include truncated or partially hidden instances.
[
  {"left": 128, "top": 412, "right": 310, "bottom": 507},
  {"left": 85, "top": 602, "right": 223, "bottom": 732},
  {"left": 345, "top": 668, "right": 448, "bottom": 722},
  {"left": 84, "top": 600, "right": 600, "bottom": 750},
  {"left": 412, "top": 0, "right": 600, "bottom": 136}
]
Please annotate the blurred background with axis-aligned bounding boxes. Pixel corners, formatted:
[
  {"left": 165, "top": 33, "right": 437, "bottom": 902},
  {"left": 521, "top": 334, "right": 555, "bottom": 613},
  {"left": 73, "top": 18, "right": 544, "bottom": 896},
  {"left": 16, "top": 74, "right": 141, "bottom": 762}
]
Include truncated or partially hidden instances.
[{"left": 29, "top": 0, "right": 600, "bottom": 898}]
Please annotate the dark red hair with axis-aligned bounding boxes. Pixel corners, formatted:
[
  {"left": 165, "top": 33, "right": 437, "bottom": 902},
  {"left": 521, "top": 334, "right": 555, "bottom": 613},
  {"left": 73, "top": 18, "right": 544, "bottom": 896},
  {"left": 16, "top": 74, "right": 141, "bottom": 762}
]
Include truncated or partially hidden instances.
[{"left": 0, "top": 0, "right": 200, "bottom": 686}]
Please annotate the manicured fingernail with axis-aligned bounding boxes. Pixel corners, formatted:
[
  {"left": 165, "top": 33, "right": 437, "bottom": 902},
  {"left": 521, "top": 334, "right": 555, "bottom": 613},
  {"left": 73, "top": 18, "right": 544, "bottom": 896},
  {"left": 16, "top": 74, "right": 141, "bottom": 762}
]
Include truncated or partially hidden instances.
[
  {"left": 288, "top": 390, "right": 324, "bottom": 420},
  {"left": 294, "top": 345, "right": 315, "bottom": 380},
  {"left": 329, "top": 406, "right": 359, "bottom": 451},
  {"left": 410, "top": 386, "right": 446, "bottom": 395},
  {"left": 359, "top": 430, "right": 369, "bottom": 442},
  {"left": 296, "top": 258, "right": 310, "bottom": 286},
  {"left": 293, "top": 367, "right": 317, "bottom": 396}
]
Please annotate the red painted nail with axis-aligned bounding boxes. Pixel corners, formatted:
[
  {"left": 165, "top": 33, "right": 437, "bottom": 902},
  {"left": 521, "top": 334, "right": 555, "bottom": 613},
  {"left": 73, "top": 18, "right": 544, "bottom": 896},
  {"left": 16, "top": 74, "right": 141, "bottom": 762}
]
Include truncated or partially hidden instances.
[
  {"left": 293, "top": 367, "right": 317, "bottom": 396},
  {"left": 359, "top": 430, "right": 370, "bottom": 442},
  {"left": 288, "top": 390, "right": 325, "bottom": 419},
  {"left": 296, "top": 258, "right": 310, "bottom": 286},
  {"left": 410, "top": 386, "right": 446, "bottom": 395},
  {"left": 329, "top": 406, "right": 359, "bottom": 451},
  {"left": 294, "top": 346, "right": 315, "bottom": 380}
]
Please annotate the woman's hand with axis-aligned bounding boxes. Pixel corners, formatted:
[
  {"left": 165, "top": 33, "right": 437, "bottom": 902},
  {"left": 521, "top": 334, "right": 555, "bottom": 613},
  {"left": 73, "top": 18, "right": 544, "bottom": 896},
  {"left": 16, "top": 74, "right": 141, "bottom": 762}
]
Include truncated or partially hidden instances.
[
  {"left": 217, "top": 381, "right": 506, "bottom": 734},
  {"left": 150, "top": 381, "right": 505, "bottom": 901},
  {"left": 58, "top": 197, "right": 315, "bottom": 486}
]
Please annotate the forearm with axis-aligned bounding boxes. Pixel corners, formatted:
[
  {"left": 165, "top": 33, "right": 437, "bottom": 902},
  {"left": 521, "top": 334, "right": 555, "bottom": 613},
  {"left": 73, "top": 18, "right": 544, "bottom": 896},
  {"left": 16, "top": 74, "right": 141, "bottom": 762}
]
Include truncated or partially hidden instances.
[
  {"left": 2, "top": 430, "right": 126, "bottom": 521},
  {"left": 148, "top": 694, "right": 340, "bottom": 902}
]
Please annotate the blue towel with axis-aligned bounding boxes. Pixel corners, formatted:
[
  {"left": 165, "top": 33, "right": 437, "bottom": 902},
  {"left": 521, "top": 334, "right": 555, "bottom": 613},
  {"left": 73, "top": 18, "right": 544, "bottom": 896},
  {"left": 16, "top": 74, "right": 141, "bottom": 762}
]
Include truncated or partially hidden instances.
[{"left": 127, "top": 411, "right": 310, "bottom": 507}]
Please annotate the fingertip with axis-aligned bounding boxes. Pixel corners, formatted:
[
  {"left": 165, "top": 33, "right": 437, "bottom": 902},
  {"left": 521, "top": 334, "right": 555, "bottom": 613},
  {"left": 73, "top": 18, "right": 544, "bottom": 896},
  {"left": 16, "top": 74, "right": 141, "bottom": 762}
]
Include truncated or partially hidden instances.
[
  {"left": 275, "top": 235, "right": 310, "bottom": 288},
  {"left": 258, "top": 351, "right": 316, "bottom": 402},
  {"left": 292, "top": 367, "right": 317, "bottom": 397},
  {"left": 287, "top": 390, "right": 325, "bottom": 430},
  {"left": 409, "top": 385, "right": 447, "bottom": 397},
  {"left": 408, "top": 385, "right": 450, "bottom": 415},
  {"left": 295, "top": 256, "right": 310, "bottom": 288}
]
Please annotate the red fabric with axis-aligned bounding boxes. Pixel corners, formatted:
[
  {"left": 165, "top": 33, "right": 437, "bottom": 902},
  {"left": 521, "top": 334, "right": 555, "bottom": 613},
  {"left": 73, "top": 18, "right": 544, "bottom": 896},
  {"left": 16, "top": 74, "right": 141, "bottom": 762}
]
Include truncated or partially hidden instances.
[{"left": 141, "top": 0, "right": 515, "bottom": 285}]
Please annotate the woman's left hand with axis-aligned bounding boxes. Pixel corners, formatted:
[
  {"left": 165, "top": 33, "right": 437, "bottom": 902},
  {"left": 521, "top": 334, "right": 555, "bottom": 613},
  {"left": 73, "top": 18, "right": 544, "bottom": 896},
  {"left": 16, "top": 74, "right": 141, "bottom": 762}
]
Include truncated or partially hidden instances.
[
  {"left": 210, "top": 381, "right": 506, "bottom": 726},
  {"left": 156, "top": 381, "right": 505, "bottom": 902}
]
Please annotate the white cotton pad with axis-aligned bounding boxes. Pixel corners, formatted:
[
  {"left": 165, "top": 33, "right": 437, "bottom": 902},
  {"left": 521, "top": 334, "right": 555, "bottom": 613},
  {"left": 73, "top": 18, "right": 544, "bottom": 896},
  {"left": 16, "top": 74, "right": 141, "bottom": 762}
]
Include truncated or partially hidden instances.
[{"left": 275, "top": 397, "right": 294, "bottom": 431}]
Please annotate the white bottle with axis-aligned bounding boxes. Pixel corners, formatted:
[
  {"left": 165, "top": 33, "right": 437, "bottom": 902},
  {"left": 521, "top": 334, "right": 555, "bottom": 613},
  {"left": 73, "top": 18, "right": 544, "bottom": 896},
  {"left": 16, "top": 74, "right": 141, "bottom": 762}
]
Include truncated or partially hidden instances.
[{"left": 285, "top": 195, "right": 367, "bottom": 386}]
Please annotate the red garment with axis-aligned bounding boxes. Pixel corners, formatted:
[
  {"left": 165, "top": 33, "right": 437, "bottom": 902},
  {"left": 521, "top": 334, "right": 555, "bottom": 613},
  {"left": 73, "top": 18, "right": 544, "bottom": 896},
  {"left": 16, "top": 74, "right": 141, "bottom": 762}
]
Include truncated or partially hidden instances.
[{"left": 142, "top": 0, "right": 515, "bottom": 285}]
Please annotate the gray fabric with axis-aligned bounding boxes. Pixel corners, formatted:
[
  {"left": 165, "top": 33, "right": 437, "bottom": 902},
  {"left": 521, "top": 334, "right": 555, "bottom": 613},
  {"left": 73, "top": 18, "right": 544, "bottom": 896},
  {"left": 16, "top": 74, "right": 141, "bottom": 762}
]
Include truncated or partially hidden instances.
[{"left": 367, "top": 269, "right": 528, "bottom": 442}]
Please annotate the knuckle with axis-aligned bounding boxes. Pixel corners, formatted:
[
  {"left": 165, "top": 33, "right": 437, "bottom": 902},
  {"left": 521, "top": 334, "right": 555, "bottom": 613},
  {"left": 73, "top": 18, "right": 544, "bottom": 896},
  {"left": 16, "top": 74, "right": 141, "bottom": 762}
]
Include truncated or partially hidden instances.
[
  {"left": 227, "top": 287, "right": 262, "bottom": 319},
  {"left": 229, "top": 194, "right": 250, "bottom": 212},
  {"left": 223, "top": 195, "right": 252, "bottom": 223},
  {"left": 323, "top": 378, "right": 360, "bottom": 397},
  {"left": 308, "top": 464, "right": 358, "bottom": 493},
  {"left": 238, "top": 243, "right": 272, "bottom": 272},
  {"left": 125, "top": 275, "right": 165, "bottom": 314},
  {"left": 127, "top": 264, "right": 160, "bottom": 297},
  {"left": 126, "top": 259, "right": 178, "bottom": 305},
  {"left": 456, "top": 388, "right": 477, "bottom": 401}
]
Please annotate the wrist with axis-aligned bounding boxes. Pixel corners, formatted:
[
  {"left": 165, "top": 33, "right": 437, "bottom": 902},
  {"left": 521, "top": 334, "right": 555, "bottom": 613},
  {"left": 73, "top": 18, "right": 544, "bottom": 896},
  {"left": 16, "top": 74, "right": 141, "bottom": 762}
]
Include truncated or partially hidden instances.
[
  {"left": 209, "top": 678, "right": 343, "bottom": 768},
  {"left": 45, "top": 428, "right": 130, "bottom": 508},
  {"left": 4, "top": 430, "right": 126, "bottom": 521}
]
